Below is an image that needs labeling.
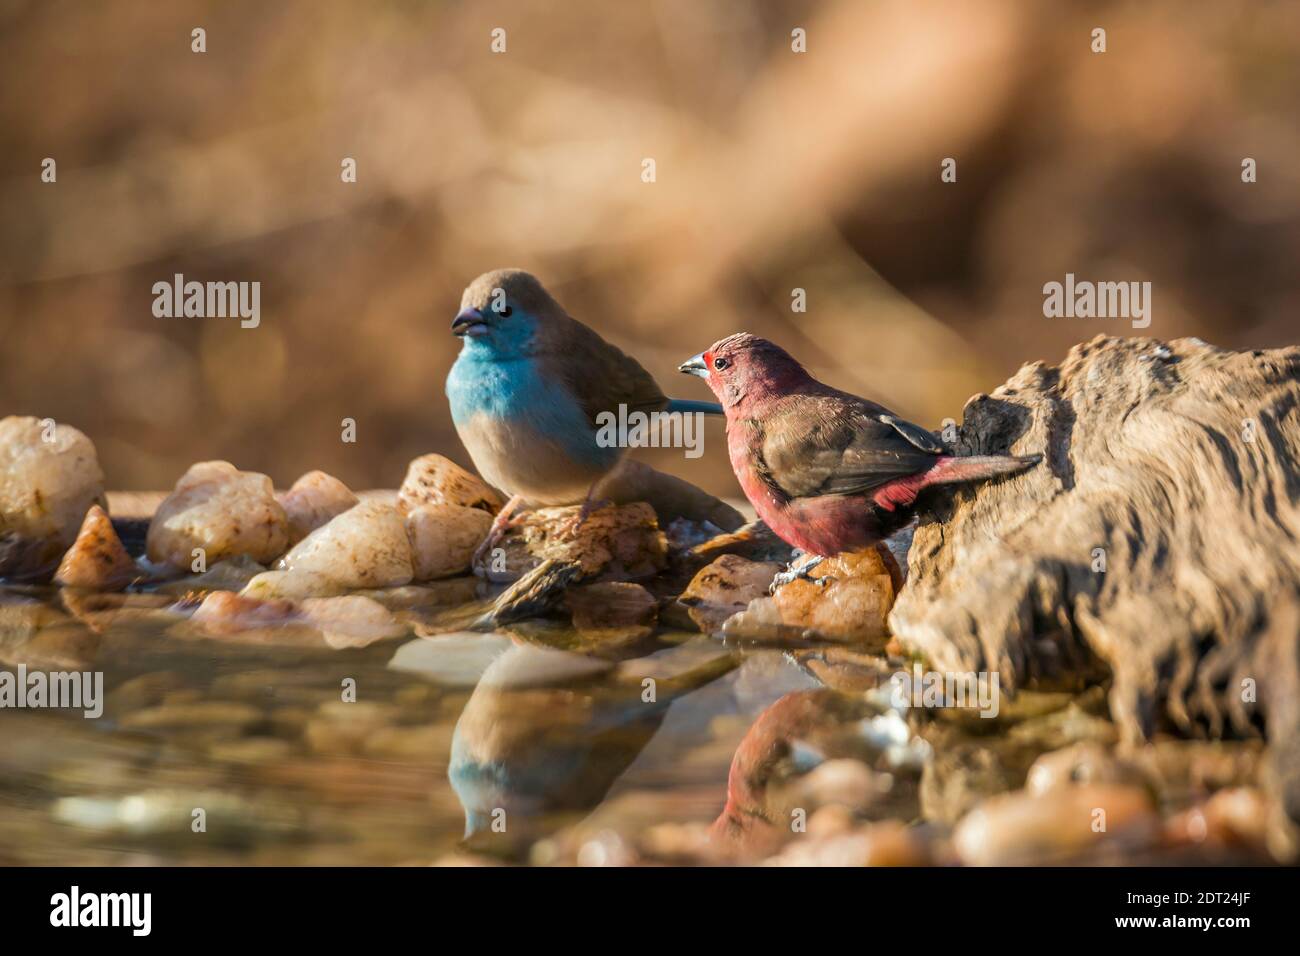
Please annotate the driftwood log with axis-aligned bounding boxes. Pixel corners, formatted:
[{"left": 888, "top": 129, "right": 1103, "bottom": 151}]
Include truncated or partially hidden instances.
[{"left": 889, "top": 335, "right": 1300, "bottom": 838}]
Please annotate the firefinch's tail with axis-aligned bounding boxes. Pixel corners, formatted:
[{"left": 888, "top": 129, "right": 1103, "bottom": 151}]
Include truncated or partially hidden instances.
[{"left": 925, "top": 453, "right": 1042, "bottom": 486}]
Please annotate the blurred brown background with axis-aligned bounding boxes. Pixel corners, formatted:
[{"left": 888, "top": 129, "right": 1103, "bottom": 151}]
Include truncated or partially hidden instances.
[{"left": 1, "top": 0, "right": 1297, "bottom": 496}]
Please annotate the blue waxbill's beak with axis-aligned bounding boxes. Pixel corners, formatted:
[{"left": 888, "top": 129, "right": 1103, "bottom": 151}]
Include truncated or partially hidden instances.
[
  {"left": 452, "top": 308, "right": 489, "bottom": 337},
  {"left": 678, "top": 353, "right": 708, "bottom": 377}
]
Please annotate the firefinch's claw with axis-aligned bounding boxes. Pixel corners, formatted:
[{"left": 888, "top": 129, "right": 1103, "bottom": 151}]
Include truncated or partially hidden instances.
[{"left": 769, "top": 556, "right": 829, "bottom": 593}]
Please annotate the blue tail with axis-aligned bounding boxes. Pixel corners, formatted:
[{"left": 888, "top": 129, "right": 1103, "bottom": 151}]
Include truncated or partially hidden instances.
[{"left": 666, "top": 398, "right": 724, "bottom": 416}]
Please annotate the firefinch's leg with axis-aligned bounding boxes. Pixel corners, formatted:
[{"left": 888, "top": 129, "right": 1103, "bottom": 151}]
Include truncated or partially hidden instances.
[
  {"left": 472, "top": 494, "right": 526, "bottom": 566},
  {"left": 769, "top": 554, "right": 830, "bottom": 592}
]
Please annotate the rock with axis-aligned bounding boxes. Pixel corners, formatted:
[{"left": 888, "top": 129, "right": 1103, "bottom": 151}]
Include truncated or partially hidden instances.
[
  {"left": 190, "top": 591, "right": 299, "bottom": 634},
  {"left": 952, "top": 785, "right": 1159, "bottom": 865},
  {"left": 241, "top": 569, "right": 345, "bottom": 601},
  {"left": 298, "top": 595, "right": 406, "bottom": 648},
  {"left": 678, "top": 520, "right": 795, "bottom": 571},
  {"left": 474, "top": 559, "right": 584, "bottom": 628},
  {"left": 398, "top": 453, "right": 502, "bottom": 514},
  {"left": 595, "top": 459, "right": 744, "bottom": 531},
  {"left": 884, "top": 337, "right": 1300, "bottom": 835},
  {"left": 189, "top": 590, "right": 402, "bottom": 648},
  {"left": 146, "top": 461, "right": 289, "bottom": 569},
  {"left": 0, "top": 416, "right": 107, "bottom": 579},
  {"left": 405, "top": 504, "right": 492, "bottom": 580},
  {"left": 53, "top": 505, "right": 137, "bottom": 590},
  {"left": 565, "top": 582, "right": 658, "bottom": 635},
  {"left": 676, "top": 554, "right": 780, "bottom": 634},
  {"left": 474, "top": 502, "right": 667, "bottom": 584},
  {"left": 278, "top": 500, "right": 413, "bottom": 588},
  {"left": 155, "top": 554, "right": 268, "bottom": 595},
  {"left": 278, "top": 471, "right": 358, "bottom": 544},
  {"left": 723, "top": 549, "right": 894, "bottom": 646},
  {"left": 1026, "top": 742, "right": 1149, "bottom": 796}
]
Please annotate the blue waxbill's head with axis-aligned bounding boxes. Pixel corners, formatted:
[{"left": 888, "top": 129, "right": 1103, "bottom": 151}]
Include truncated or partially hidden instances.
[{"left": 451, "top": 268, "right": 559, "bottom": 359}]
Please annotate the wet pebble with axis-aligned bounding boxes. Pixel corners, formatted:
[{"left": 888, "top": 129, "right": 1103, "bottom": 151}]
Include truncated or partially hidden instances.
[
  {"left": 474, "top": 502, "right": 667, "bottom": 584},
  {"left": 405, "top": 503, "right": 492, "bottom": 580},
  {"left": 676, "top": 554, "right": 780, "bottom": 634},
  {"left": 0, "top": 416, "right": 106, "bottom": 578},
  {"left": 278, "top": 500, "right": 414, "bottom": 588},
  {"left": 278, "top": 470, "right": 359, "bottom": 544},
  {"left": 147, "top": 461, "right": 289, "bottom": 569},
  {"left": 398, "top": 453, "right": 502, "bottom": 514},
  {"left": 724, "top": 549, "right": 894, "bottom": 647},
  {"left": 53, "top": 504, "right": 137, "bottom": 591}
]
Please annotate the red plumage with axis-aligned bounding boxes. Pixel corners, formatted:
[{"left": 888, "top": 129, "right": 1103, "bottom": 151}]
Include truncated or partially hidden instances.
[{"left": 682, "top": 333, "right": 1040, "bottom": 559}]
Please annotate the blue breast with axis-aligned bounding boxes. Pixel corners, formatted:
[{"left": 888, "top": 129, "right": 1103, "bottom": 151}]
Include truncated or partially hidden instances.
[{"left": 446, "top": 349, "right": 614, "bottom": 470}]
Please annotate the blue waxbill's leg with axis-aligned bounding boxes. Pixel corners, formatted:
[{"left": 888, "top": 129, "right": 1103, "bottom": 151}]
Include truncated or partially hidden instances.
[
  {"left": 473, "top": 494, "right": 526, "bottom": 567},
  {"left": 563, "top": 481, "right": 612, "bottom": 538},
  {"left": 769, "top": 553, "right": 831, "bottom": 593}
]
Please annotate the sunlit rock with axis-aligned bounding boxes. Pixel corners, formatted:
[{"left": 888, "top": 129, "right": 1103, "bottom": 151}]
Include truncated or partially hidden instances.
[
  {"left": 278, "top": 500, "right": 413, "bottom": 588},
  {"left": 405, "top": 504, "right": 492, "bottom": 580},
  {"left": 398, "top": 453, "right": 502, "bottom": 514},
  {"left": 473, "top": 502, "right": 667, "bottom": 584},
  {"left": 278, "top": 470, "right": 358, "bottom": 544},
  {"left": 53, "top": 505, "right": 137, "bottom": 591},
  {"left": 0, "top": 416, "right": 107, "bottom": 579},
  {"left": 676, "top": 554, "right": 780, "bottom": 634},
  {"left": 241, "top": 569, "right": 345, "bottom": 601},
  {"left": 146, "top": 461, "right": 289, "bottom": 569},
  {"left": 723, "top": 549, "right": 894, "bottom": 646}
]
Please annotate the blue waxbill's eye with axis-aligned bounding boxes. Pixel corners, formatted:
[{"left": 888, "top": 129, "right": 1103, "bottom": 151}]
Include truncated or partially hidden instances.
[
  {"left": 493, "top": 303, "right": 512, "bottom": 317},
  {"left": 713, "top": 356, "right": 729, "bottom": 371}
]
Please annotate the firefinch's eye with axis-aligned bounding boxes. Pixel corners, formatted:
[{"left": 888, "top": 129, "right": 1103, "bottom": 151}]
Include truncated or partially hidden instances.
[{"left": 713, "top": 357, "right": 730, "bottom": 371}]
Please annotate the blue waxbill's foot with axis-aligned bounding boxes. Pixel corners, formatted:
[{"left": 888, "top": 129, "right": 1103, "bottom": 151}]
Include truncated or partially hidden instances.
[{"left": 473, "top": 494, "right": 526, "bottom": 567}]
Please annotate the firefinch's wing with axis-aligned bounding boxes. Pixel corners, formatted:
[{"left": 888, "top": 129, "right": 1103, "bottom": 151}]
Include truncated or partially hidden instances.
[
  {"left": 759, "top": 398, "right": 942, "bottom": 499},
  {"left": 879, "top": 414, "right": 947, "bottom": 454},
  {"left": 538, "top": 317, "right": 668, "bottom": 430}
]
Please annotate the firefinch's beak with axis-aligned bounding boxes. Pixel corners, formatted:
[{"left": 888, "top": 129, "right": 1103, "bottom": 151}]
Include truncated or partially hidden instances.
[
  {"left": 678, "top": 353, "right": 708, "bottom": 377},
  {"left": 451, "top": 308, "right": 489, "bottom": 337}
]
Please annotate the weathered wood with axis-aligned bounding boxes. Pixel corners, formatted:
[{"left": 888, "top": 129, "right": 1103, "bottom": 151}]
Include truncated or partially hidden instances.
[{"left": 889, "top": 335, "right": 1300, "bottom": 840}]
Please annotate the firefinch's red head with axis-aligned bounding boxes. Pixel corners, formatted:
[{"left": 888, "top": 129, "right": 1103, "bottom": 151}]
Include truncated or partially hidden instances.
[{"left": 678, "top": 332, "right": 810, "bottom": 409}]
